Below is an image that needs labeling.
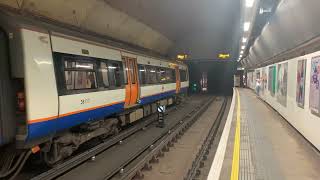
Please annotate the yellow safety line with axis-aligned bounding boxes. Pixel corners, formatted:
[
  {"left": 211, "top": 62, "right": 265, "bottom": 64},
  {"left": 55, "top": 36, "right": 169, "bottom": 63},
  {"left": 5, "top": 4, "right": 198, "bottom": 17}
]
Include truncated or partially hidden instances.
[{"left": 230, "top": 89, "right": 241, "bottom": 180}]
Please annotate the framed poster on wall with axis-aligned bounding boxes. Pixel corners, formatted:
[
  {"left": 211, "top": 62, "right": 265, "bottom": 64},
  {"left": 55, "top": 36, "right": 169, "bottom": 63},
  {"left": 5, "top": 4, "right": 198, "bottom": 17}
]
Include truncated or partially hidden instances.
[
  {"left": 261, "top": 68, "right": 267, "bottom": 95},
  {"left": 296, "top": 59, "right": 306, "bottom": 108},
  {"left": 310, "top": 56, "right": 320, "bottom": 116},
  {"left": 268, "top": 66, "right": 276, "bottom": 97},
  {"left": 277, "top": 63, "right": 288, "bottom": 107}
]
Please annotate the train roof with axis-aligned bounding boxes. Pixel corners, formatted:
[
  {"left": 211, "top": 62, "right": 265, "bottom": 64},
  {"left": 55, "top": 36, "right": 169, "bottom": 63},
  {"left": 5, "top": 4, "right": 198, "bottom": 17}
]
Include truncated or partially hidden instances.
[{"left": 0, "top": 6, "right": 186, "bottom": 67}]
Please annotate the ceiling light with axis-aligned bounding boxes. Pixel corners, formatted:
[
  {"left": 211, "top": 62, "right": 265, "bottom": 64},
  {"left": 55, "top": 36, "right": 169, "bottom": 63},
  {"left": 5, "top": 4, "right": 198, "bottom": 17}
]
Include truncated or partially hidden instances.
[
  {"left": 243, "top": 22, "right": 251, "bottom": 31},
  {"left": 246, "top": 0, "right": 254, "bottom": 7},
  {"left": 241, "top": 45, "right": 245, "bottom": 49},
  {"left": 240, "top": 51, "right": 244, "bottom": 54},
  {"left": 242, "top": 37, "right": 247, "bottom": 43}
]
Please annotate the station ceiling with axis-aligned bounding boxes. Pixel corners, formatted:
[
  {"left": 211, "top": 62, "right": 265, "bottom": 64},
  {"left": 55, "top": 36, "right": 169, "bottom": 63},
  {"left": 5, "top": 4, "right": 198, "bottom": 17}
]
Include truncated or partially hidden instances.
[
  {"left": 106, "top": 0, "right": 241, "bottom": 60},
  {"left": 0, "top": 0, "right": 241, "bottom": 60}
]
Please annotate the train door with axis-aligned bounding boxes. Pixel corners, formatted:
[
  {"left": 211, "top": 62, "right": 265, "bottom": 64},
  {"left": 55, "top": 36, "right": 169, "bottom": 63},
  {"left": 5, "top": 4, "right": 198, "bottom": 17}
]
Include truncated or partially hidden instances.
[
  {"left": 175, "top": 67, "right": 181, "bottom": 93},
  {"left": 123, "top": 56, "right": 140, "bottom": 107}
]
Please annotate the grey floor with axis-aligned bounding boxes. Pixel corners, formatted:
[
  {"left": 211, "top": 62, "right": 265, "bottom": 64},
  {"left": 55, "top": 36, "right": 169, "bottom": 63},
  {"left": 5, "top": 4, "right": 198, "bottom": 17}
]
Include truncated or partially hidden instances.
[{"left": 220, "top": 88, "right": 320, "bottom": 180}]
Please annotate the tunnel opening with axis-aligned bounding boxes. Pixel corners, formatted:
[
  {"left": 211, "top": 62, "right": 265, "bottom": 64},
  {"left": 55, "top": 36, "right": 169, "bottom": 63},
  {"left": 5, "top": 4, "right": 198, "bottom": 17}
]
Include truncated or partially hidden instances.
[{"left": 187, "top": 61, "right": 236, "bottom": 96}]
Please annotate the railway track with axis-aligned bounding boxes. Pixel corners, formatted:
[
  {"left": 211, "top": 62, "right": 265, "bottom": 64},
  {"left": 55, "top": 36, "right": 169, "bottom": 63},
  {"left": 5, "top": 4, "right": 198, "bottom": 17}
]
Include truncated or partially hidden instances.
[
  {"left": 108, "top": 97, "right": 217, "bottom": 180},
  {"left": 185, "top": 97, "right": 228, "bottom": 180},
  {"left": 26, "top": 95, "right": 210, "bottom": 180}
]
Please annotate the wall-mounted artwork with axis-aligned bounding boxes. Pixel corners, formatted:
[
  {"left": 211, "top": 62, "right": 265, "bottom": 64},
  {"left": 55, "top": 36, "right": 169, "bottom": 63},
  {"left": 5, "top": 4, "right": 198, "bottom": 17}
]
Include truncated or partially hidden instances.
[
  {"left": 277, "top": 63, "right": 288, "bottom": 107},
  {"left": 268, "top": 66, "right": 276, "bottom": 97},
  {"left": 296, "top": 59, "right": 306, "bottom": 108},
  {"left": 261, "top": 68, "right": 267, "bottom": 95},
  {"left": 310, "top": 56, "right": 320, "bottom": 115}
]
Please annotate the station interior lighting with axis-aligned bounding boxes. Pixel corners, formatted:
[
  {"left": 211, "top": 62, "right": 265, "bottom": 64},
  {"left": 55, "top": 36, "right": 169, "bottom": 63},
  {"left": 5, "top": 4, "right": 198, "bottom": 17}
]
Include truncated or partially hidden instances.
[
  {"left": 243, "top": 22, "right": 250, "bottom": 32},
  {"left": 246, "top": 0, "right": 254, "bottom": 8},
  {"left": 242, "top": 37, "right": 247, "bottom": 43},
  {"left": 241, "top": 45, "right": 245, "bottom": 49},
  {"left": 240, "top": 50, "right": 244, "bottom": 54},
  {"left": 177, "top": 54, "right": 188, "bottom": 60},
  {"left": 218, "top": 53, "right": 230, "bottom": 59}
]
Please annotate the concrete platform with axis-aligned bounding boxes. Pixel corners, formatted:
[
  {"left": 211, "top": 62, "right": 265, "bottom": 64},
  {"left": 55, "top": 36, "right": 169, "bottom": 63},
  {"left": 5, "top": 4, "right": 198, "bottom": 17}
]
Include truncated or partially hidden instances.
[{"left": 208, "top": 88, "right": 320, "bottom": 180}]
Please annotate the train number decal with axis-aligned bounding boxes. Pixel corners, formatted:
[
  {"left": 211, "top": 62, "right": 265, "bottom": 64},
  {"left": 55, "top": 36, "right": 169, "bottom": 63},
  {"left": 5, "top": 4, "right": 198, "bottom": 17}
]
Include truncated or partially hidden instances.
[{"left": 80, "top": 98, "right": 90, "bottom": 104}]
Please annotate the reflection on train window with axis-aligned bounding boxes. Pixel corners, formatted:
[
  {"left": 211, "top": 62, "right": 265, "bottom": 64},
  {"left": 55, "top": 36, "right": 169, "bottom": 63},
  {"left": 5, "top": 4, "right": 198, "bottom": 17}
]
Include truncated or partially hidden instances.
[
  {"left": 64, "top": 60, "right": 97, "bottom": 90},
  {"left": 146, "top": 66, "right": 158, "bottom": 84},
  {"left": 180, "top": 70, "right": 187, "bottom": 82},
  {"left": 157, "top": 68, "right": 166, "bottom": 83},
  {"left": 99, "top": 62, "right": 109, "bottom": 87},
  {"left": 64, "top": 61, "right": 94, "bottom": 70},
  {"left": 138, "top": 64, "right": 147, "bottom": 85},
  {"left": 108, "top": 61, "right": 124, "bottom": 87}
]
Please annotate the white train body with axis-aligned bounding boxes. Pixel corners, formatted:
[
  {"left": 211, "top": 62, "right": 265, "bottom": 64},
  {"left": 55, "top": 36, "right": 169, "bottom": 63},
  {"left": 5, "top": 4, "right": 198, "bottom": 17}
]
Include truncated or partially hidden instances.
[{"left": 0, "top": 10, "right": 189, "bottom": 158}]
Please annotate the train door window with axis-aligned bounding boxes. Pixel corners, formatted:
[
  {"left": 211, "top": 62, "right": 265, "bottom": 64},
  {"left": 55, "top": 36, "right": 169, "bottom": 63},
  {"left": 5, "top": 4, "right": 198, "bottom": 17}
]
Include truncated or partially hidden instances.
[
  {"left": 129, "top": 61, "right": 136, "bottom": 84},
  {"left": 157, "top": 67, "right": 166, "bottom": 83},
  {"left": 138, "top": 64, "right": 147, "bottom": 85},
  {"left": 146, "top": 66, "right": 158, "bottom": 84},
  {"left": 108, "top": 60, "right": 124, "bottom": 88},
  {"left": 99, "top": 62, "right": 109, "bottom": 88},
  {"left": 180, "top": 69, "right": 187, "bottom": 82},
  {"left": 63, "top": 60, "right": 97, "bottom": 90},
  {"left": 122, "top": 60, "right": 128, "bottom": 85}
]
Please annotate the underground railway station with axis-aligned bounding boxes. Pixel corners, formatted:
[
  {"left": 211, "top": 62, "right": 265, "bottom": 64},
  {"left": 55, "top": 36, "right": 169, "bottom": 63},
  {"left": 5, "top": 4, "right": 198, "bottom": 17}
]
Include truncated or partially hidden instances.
[{"left": 1, "top": 0, "right": 320, "bottom": 180}]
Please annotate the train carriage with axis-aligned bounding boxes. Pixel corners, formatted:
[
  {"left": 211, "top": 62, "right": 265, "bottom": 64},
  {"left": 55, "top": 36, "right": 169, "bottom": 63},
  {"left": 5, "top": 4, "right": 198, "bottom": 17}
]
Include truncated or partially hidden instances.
[{"left": 0, "top": 9, "right": 189, "bottom": 168}]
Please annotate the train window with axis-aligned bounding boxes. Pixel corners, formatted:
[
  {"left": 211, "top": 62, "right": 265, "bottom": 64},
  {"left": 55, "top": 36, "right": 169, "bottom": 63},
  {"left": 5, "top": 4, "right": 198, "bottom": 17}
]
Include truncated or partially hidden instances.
[
  {"left": 180, "top": 69, "right": 187, "bottom": 82},
  {"left": 99, "top": 62, "right": 109, "bottom": 87},
  {"left": 172, "top": 69, "right": 176, "bottom": 82},
  {"left": 108, "top": 61, "right": 124, "bottom": 87},
  {"left": 138, "top": 64, "right": 147, "bottom": 85},
  {"left": 146, "top": 66, "right": 158, "bottom": 84},
  {"left": 165, "top": 68, "right": 175, "bottom": 83},
  {"left": 63, "top": 60, "right": 97, "bottom": 90},
  {"left": 157, "top": 68, "right": 166, "bottom": 83}
]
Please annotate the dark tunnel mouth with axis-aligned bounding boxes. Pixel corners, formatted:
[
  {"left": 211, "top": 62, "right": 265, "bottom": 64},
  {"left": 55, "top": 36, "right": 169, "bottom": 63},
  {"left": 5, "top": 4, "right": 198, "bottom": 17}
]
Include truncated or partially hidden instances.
[{"left": 187, "top": 61, "right": 236, "bottom": 96}]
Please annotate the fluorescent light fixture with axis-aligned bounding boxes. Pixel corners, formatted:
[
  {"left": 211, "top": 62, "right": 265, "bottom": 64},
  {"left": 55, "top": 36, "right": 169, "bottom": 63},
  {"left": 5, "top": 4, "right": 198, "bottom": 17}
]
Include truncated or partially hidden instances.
[
  {"left": 240, "top": 51, "right": 244, "bottom": 54},
  {"left": 246, "top": 0, "right": 254, "bottom": 7},
  {"left": 241, "top": 45, "right": 245, "bottom": 49},
  {"left": 242, "top": 37, "right": 247, "bottom": 43},
  {"left": 243, "top": 22, "right": 250, "bottom": 31}
]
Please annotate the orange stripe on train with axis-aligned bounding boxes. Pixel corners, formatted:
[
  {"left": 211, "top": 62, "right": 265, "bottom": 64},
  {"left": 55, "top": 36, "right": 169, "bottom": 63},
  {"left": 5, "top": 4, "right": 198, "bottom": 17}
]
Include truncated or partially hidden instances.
[{"left": 27, "top": 100, "right": 124, "bottom": 124}]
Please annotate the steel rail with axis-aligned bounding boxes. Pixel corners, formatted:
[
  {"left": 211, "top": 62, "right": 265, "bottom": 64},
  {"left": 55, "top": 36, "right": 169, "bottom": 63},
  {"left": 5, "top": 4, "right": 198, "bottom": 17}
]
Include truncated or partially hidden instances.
[
  {"left": 31, "top": 101, "right": 183, "bottom": 180},
  {"left": 109, "top": 96, "right": 217, "bottom": 180},
  {"left": 185, "top": 97, "right": 228, "bottom": 180}
]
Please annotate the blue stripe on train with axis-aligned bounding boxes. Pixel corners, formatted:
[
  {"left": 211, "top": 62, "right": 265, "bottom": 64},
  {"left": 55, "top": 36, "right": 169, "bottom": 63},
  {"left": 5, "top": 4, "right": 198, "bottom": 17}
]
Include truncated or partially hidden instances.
[
  {"left": 27, "top": 89, "right": 187, "bottom": 141},
  {"left": 139, "top": 90, "right": 176, "bottom": 105},
  {"left": 27, "top": 102, "right": 125, "bottom": 140}
]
